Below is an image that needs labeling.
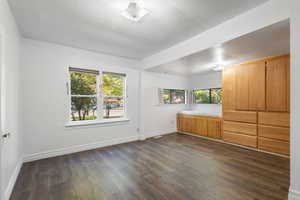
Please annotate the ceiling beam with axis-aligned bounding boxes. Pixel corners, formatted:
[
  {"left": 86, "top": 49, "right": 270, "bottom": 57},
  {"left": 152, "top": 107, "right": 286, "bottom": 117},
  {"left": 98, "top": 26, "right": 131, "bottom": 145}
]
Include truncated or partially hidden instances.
[{"left": 141, "top": 0, "right": 290, "bottom": 69}]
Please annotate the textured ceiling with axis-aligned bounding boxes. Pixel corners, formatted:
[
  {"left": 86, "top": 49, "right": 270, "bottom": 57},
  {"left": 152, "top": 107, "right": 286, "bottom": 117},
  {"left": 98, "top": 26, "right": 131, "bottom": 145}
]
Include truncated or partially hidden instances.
[
  {"left": 148, "top": 20, "right": 290, "bottom": 75},
  {"left": 8, "top": 0, "right": 268, "bottom": 59}
]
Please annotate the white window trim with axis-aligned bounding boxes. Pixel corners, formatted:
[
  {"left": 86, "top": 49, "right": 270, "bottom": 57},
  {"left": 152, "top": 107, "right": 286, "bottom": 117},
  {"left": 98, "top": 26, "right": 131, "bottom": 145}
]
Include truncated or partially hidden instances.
[{"left": 66, "top": 68, "right": 129, "bottom": 127}]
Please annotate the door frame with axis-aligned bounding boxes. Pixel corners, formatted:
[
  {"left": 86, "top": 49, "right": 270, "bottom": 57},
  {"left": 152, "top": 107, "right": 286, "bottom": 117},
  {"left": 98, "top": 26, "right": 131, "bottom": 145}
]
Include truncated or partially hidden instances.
[{"left": 0, "top": 24, "right": 4, "bottom": 200}]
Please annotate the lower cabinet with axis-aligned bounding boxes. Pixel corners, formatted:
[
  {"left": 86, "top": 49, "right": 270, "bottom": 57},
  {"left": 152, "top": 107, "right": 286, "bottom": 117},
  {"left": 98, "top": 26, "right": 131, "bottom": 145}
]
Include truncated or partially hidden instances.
[
  {"left": 178, "top": 111, "right": 290, "bottom": 156},
  {"left": 258, "top": 137, "right": 289, "bottom": 155},
  {"left": 177, "top": 114, "right": 222, "bottom": 139},
  {"left": 257, "top": 112, "right": 290, "bottom": 155},
  {"left": 223, "top": 131, "right": 257, "bottom": 148}
]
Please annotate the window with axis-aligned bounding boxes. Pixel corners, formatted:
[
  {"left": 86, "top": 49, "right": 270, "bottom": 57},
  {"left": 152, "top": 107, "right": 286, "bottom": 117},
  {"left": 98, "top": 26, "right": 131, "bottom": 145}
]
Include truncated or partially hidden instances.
[
  {"left": 68, "top": 68, "right": 126, "bottom": 123},
  {"left": 102, "top": 72, "right": 126, "bottom": 119},
  {"left": 211, "top": 88, "right": 222, "bottom": 104},
  {"left": 161, "top": 89, "right": 186, "bottom": 104},
  {"left": 193, "top": 88, "right": 222, "bottom": 104}
]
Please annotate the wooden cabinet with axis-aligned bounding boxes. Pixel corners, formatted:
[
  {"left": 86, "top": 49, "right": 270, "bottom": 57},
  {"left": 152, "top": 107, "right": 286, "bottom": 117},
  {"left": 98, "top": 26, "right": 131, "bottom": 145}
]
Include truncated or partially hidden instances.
[
  {"left": 266, "top": 55, "right": 290, "bottom": 112},
  {"left": 258, "top": 125, "right": 290, "bottom": 142},
  {"left": 222, "top": 54, "right": 290, "bottom": 156},
  {"left": 223, "top": 131, "right": 257, "bottom": 148},
  {"left": 222, "top": 66, "right": 236, "bottom": 110},
  {"left": 194, "top": 119, "right": 208, "bottom": 136},
  {"left": 248, "top": 61, "right": 266, "bottom": 111},
  {"left": 177, "top": 114, "right": 222, "bottom": 139},
  {"left": 258, "top": 112, "right": 290, "bottom": 127},
  {"left": 207, "top": 120, "right": 222, "bottom": 139},
  {"left": 223, "top": 110, "right": 257, "bottom": 124},
  {"left": 258, "top": 137, "right": 289, "bottom": 155},
  {"left": 223, "top": 121, "right": 257, "bottom": 136},
  {"left": 235, "top": 64, "right": 249, "bottom": 110},
  {"left": 235, "top": 61, "right": 266, "bottom": 111}
]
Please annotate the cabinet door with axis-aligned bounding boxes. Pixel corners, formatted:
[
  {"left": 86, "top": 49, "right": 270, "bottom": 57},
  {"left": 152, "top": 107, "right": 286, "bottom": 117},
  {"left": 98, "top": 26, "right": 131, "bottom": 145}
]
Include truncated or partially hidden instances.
[
  {"left": 235, "top": 65, "right": 249, "bottom": 110},
  {"left": 181, "top": 118, "right": 191, "bottom": 133},
  {"left": 222, "top": 66, "right": 236, "bottom": 111},
  {"left": 266, "top": 56, "right": 290, "bottom": 112},
  {"left": 248, "top": 61, "right": 266, "bottom": 111},
  {"left": 194, "top": 118, "right": 207, "bottom": 136},
  {"left": 207, "top": 120, "right": 222, "bottom": 139}
]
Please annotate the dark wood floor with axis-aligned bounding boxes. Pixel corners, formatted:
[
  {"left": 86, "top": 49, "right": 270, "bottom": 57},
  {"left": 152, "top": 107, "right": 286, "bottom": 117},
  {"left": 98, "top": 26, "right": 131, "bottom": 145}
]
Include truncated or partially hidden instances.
[{"left": 11, "top": 133, "right": 290, "bottom": 200}]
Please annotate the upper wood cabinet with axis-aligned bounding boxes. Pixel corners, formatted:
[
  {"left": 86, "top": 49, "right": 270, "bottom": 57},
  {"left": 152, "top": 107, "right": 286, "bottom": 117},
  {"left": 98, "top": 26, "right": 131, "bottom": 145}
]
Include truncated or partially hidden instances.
[
  {"left": 235, "top": 61, "right": 266, "bottom": 111},
  {"left": 222, "top": 66, "right": 236, "bottom": 111},
  {"left": 266, "top": 55, "right": 290, "bottom": 112},
  {"left": 235, "top": 64, "right": 249, "bottom": 110},
  {"left": 248, "top": 61, "right": 266, "bottom": 111}
]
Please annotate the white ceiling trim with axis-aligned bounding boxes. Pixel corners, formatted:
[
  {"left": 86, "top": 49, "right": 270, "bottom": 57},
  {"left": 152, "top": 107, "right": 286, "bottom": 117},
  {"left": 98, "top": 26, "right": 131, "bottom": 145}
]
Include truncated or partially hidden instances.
[{"left": 142, "top": 0, "right": 290, "bottom": 69}]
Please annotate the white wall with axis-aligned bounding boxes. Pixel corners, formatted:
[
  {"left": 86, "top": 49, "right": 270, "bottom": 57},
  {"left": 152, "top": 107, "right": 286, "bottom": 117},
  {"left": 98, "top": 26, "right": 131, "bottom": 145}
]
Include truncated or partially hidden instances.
[
  {"left": 21, "top": 39, "right": 141, "bottom": 161},
  {"left": 189, "top": 72, "right": 222, "bottom": 115},
  {"left": 140, "top": 72, "right": 189, "bottom": 138},
  {"left": 290, "top": 0, "right": 300, "bottom": 199},
  {"left": 0, "top": 0, "right": 22, "bottom": 199}
]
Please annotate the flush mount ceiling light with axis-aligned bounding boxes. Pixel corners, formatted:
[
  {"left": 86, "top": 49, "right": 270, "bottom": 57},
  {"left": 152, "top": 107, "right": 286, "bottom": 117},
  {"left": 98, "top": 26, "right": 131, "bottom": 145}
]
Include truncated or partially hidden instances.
[
  {"left": 121, "top": 2, "right": 149, "bottom": 22},
  {"left": 213, "top": 65, "right": 224, "bottom": 72}
]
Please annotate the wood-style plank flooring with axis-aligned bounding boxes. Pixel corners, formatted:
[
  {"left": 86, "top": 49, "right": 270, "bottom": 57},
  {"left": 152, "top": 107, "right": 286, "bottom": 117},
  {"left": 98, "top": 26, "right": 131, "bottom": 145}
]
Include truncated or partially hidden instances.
[{"left": 10, "top": 133, "right": 290, "bottom": 200}]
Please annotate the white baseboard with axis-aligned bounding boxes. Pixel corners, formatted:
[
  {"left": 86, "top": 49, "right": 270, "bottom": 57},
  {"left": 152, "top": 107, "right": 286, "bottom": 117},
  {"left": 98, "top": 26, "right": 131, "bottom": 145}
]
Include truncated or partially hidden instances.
[
  {"left": 144, "top": 130, "right": 176, "bottom": 139},
  {"left": 289, "top": 189, "right": 300, "bottom": 200},
  {"left": 23, "top": 135, "right": 139, "bottom": 163},
  {"left": 4, "top": 159, "right": 23, "bottom": 200}
]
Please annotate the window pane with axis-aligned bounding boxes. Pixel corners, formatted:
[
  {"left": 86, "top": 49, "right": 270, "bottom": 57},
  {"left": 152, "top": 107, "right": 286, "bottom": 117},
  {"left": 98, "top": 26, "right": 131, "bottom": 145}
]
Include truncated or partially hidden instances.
[
  {"left": 71, "top": 97, "right": 97, "bottom": 121},
  {"left": 194, "top": 89, "right": 210, "bottom": 104},
  {"left": 102, "top": 73, "right": 124, "bottom": 96},
  {"left": 71, "top": 72, "right": 96, "bottom": 95},
  {"left": 103, "top": 97, "right": 124, "bottom": 118},
  {"left": 163, "top": 89, "right": 170, "bottom": 104},
  {"left": 170, "top": 90, "right": 186, "bottom": 104},
  {"left": 102, "top": 73, "right": 125, "bottom": 119},
  {"left": 211, "top": 88, "right": 222, "bottom": 104}
]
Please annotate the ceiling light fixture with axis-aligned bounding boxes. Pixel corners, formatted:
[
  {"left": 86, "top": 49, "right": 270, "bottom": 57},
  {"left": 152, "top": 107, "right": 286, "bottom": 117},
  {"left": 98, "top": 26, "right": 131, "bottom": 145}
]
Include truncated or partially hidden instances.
[
  {"left": 213, "top": 65, "right": 224, "bottom": 72},
  {"left": 121, "top": 2, "right": 149, "bottom": 22}
]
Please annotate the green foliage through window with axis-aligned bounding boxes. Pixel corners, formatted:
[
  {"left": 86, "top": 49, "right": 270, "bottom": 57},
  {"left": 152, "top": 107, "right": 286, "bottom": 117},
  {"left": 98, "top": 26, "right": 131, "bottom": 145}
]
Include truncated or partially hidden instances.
[
  {"left": 163, "top": 89, "right": 186, "bottom": 104},
  {"left": 70, "top": 72, "right": 97, "bottom": 121},
  {"left": 69, "top": 70, "right": 126, "bottom": 122},
  {"left": 102, "top": 73, "right": 125, "bottom": 119},
  {"left": 193, "top": 88, "right": 222, "bottom": 104}
]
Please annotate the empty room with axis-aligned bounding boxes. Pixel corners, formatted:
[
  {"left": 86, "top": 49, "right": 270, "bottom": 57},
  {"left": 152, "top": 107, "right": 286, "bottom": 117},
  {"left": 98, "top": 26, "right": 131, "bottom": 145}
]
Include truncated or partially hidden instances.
[{"left": 1, "top": 0, "right": 300, "bottom": 200}]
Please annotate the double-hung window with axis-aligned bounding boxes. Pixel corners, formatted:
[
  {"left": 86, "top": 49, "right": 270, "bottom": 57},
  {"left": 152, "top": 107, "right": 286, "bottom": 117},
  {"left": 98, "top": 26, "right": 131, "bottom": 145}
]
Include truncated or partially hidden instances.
[{"left": 68, "top": 67, "right": 127, "bottom": 124}]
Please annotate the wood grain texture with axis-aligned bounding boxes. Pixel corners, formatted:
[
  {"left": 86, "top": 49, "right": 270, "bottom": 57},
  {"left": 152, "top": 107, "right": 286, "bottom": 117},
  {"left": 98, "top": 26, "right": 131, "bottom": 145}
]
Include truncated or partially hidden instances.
[
  {"left": 207, "top": 119, "right": 222, "bottom": 139},
  {"left": 223, "top": 131, "right": 257, "bottom": 148},
  {"left": 247, "top": 61, "right": 266, "bottom": 111},
  {"left": 266, "top": 55, "right": 290, "bottom": 112},
  {"left": 223, "top": 121, "right": 257, "bottom": 136},
  {"left": 258, "top": 125, "right": 290, "bottom": 142},
  {"left": 235, "top": 65, "right": 249, "bottom": 110},
  {"left": 194, "top": 118, "right": 208, "bottom": 136},
  {"left": 223, "top": 110, "right": 257, "bottom": 124},
  {"left": 177, "top": 114, "right": 222, "bottom": 139},
  {"left": 222, "top": 66, "right": 236, "bottom": 111},
  {"left": 258, "top": 137, "right": 290, "bottom": 155},
  {"left": 258, "top": 112, "right": 290, "bottom": 127},
  {"left": 10, "top": 133, "right": 290, "bottom": 200}
]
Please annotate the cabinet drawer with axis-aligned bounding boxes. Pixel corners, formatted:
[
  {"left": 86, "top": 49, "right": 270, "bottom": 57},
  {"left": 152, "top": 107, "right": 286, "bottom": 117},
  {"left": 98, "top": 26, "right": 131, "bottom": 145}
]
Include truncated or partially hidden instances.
[
  {"left": 258, "top": 125, "right": 290, "bottom": 142},
  {"left": 223, "top": 131, "right": 257, "bottom": 148},
  {"left": 223, "top": 121, "right": 257, "bottom": 136},
  {"left": 223, "top": 111, "right": 257, "bottom": 123},
  {"left": 258, "top": 112, "right": 290, "bottom": 127},
  {"left": 258, "top": 137, "right": 290, "bottom": 155}
]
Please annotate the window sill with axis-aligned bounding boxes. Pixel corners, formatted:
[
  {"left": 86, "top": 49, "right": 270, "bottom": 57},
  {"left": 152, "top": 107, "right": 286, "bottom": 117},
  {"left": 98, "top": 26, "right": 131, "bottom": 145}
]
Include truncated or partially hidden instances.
[{"left": 65, "top": 118, "right": 130, "bottom": 128}]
